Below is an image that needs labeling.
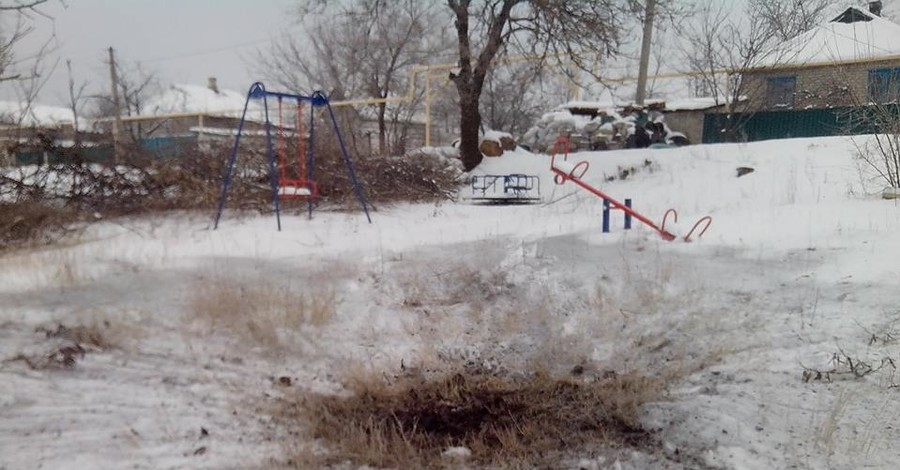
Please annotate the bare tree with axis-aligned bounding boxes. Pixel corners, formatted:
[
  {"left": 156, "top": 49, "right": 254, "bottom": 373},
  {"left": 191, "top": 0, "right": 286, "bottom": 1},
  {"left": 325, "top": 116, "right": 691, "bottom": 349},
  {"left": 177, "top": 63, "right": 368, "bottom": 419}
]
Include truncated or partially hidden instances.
[
  {"left": 750, "top": 0, "right": 832, "bottom": 42},
  {"left": 446, "top": 0, "right": 634, "bottom": 171},
  {"left": 64, "top": 59, "right": 87, "bottom": 145},
  {"left": 677, "top": 0, "right": 833, "bottom": 140},
  {"left": 0, "top": 0, "right": 59, "bottom": 130},
  {"left": 263, "top": 0, "right": 450, "bottom": 156},
  {"left": 480, "top": 61, "right": 569, "bottom": 137},
  {"left": 0, "top": 0, "right": 50, "bottom": 82},
  {"left": 92, "top": 57, "right": 158, "bottom": 142},
  {"left": 681, "top": 1, "right": 776, "bottom": 106}
]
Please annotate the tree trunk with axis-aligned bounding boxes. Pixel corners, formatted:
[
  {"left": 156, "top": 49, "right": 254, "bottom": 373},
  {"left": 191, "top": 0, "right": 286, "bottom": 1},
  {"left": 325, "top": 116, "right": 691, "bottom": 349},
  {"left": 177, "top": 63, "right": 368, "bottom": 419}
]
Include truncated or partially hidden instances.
[
  {"left": 378, "top": 101, "right": 387, "bottom": 156},
  {"left": 458, "top": 91, "right": 483, "bottom": 171}
]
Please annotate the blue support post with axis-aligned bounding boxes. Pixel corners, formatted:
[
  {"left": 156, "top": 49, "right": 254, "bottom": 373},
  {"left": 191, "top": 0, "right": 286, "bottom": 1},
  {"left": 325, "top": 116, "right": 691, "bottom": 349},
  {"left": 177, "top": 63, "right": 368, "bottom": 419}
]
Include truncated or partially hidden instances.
[
  {"left": 624, "top": 198, "right": 633, "bottom": 229},
  {"left": 213, "top": 84, "right": 256, "bottom": 230},
  {"left": 602, "top": 199, "right": 611, "bottom": 233},
  {"left": 320, "top": 92, "right": 372, "bottom": 223},
  {"left": 262, "top": 93, "right": 282, "bottom": 231},
  {"left": 305, "top": 98, "right": 315, "bottom": 220}
]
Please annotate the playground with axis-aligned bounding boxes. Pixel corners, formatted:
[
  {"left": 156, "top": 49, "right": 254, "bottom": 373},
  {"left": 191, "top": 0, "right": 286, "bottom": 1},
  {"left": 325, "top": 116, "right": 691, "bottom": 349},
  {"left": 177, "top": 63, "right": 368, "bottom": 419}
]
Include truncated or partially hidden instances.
[{"left": 4, "top": 133, "right": 900, "bottom": 469}]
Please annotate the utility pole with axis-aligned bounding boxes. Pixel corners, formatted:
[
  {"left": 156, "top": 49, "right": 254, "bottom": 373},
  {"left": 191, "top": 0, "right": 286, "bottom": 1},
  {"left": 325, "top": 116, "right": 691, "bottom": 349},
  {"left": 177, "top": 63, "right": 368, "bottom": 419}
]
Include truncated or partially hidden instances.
[
  {"left": 425, "top": 73, "right": 432, "bottom": 147},
  {"left": 66, "top": 60, "right": 80, "bottom": 147},
  {"left": 635, "top": 0, "right": 656, "bottom": 106},
  {"left": 108, "top": 47, "right": 124, "bottom": 164}
]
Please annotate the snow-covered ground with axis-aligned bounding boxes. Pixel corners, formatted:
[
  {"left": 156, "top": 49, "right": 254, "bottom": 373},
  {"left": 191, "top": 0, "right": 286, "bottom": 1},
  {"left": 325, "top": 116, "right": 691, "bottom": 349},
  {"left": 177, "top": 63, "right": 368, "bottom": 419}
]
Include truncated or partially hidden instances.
[{"left": 3, "top": 135, "right": 900, "bottom": 469}]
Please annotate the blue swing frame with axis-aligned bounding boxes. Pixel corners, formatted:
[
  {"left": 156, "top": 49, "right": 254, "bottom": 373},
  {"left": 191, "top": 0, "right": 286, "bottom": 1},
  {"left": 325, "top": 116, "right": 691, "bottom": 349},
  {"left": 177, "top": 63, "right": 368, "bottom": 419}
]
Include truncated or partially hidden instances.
[{"left": 213, "top": 82, "right": 371, "bottom": 230}]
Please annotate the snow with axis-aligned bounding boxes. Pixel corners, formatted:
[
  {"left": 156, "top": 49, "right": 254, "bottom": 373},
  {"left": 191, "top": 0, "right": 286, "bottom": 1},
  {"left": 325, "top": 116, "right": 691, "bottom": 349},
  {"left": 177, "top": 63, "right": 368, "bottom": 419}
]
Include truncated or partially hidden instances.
[
  {"left": 4, "top": 134, "right": 900, "bottom": 468},
  {"left": 757, "top": 6, "right": 900, "bottom": 68},
  {"left": 143, "top": 84, "right": 261, "bottom": 117},
  {"left": 560, "top": 97, "right": 734, "bottom": 114},
  {"left": 662, "top": 97, "right": 728, "bottom": 112},
  {"left": 0, "top": 101, "right": 82, "bottom": 130},
  {"left": 481, "top": 129, "right": 513, "bottom": 142}
]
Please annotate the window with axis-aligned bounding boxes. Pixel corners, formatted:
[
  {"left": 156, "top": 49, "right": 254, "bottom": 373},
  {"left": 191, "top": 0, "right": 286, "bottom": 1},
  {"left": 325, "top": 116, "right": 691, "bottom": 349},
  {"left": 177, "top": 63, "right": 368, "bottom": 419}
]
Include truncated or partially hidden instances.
[
  {"left": 766, "top": 76, "right": 796, "bottom": 108},
  {"left": 868, "top": 68, "right": 900, "bottom": 103}
]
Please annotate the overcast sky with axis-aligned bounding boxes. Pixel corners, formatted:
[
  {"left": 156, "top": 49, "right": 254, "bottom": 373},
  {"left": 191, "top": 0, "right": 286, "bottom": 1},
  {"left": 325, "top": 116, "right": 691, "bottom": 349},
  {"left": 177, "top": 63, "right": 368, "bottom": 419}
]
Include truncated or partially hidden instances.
[
  {"left": 2, "top": 0, "right": 892, "bottom": 108},
  {"left": 5, "top": 0, "right": 296, "bottom": 106}
]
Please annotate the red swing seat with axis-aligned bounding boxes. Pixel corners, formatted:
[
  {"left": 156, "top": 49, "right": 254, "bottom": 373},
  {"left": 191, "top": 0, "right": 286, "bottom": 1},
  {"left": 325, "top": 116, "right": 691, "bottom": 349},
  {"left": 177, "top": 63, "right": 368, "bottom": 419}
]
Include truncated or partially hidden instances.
[{"left": 276, "top": 98, "right": 318, "bottom": 200}]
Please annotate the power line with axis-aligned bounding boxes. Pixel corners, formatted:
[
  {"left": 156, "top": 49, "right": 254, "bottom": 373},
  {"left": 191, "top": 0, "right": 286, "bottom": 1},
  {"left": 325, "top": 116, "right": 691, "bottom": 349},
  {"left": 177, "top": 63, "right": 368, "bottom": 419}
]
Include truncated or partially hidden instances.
[{"left": 143, "top": 36, "right": 276, "bottom": 64}]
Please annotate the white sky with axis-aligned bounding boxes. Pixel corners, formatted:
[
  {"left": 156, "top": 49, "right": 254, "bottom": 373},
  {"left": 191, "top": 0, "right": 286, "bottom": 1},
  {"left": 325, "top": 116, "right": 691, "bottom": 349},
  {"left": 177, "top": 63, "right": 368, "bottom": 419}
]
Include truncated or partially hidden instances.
[
  {"left": 3, "top": 0, "right": 296, "bottom": 106},
  {"left": 3, "top": 0, "right": 897, "bottom": 108}
]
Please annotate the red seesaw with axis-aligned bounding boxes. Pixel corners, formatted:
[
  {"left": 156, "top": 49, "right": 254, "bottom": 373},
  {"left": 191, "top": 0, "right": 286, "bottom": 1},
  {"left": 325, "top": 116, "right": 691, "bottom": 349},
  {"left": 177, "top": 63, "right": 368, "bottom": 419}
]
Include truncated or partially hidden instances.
[{"left": 549, "top": 136, "right": 711, "bottom": 242}]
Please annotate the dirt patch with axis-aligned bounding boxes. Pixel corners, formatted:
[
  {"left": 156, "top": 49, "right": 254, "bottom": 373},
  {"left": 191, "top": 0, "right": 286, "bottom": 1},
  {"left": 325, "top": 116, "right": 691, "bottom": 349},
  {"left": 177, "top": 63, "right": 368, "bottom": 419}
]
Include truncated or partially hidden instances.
[
  {"left": 3, "top": 321, "right": 120, "bottom": 370},
  {"left": 278, "top": 370, "right": 663, "bottom": 468}
]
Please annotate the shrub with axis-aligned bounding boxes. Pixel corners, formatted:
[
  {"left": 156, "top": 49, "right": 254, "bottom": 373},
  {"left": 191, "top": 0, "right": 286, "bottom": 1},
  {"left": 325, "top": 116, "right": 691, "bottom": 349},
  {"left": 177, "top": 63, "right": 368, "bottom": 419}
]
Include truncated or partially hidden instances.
[{"left": 279, "top": 370, "right": 663, "bottom": 468}]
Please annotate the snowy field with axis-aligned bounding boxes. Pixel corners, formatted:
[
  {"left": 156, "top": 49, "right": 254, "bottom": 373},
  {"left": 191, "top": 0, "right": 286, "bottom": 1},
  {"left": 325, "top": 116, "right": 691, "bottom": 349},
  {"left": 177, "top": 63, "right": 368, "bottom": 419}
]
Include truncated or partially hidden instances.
[{"left": 3, "top": 135, "right": 900, "bottom": 469}]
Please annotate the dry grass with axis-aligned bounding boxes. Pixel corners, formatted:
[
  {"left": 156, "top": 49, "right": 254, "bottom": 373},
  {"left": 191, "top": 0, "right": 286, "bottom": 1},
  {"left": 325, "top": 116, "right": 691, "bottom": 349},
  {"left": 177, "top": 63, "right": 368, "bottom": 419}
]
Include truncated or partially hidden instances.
[
  {"left": 277, "top": 369, "right": 664, "bottom": 469},
  {"left": 0, "top": 202, "right": 84, "bottom": 251},
  {"left": 401, "top": 265, "right": 512, "bottom": 309},
  {"left": 36, "top": 321, "right": 120, "bottom": 351},
  {"left": 5, "top": 317, "right": 129, "bottom": 370},
  {"left": 189, "top": 279, "right": 336, "bottom": 350}
]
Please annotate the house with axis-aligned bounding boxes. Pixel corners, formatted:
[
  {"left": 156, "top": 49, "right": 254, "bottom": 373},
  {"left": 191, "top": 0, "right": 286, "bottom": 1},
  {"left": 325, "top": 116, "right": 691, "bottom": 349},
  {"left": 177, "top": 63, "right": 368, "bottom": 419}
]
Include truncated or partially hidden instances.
[
  {"left": 125, "top": 78, "right": 425, "bottom": 157},
  {"left": 742, "top": 2, "right": 900, "bottom": 112},
  {"left": 96, "top": 78, "right": 269, "bottom": 150},
  {"left": 700, "top": 2, "right": 900, "bottom": 143},
  {"left": 0, "top": 102, "right": 105, "bottom": 165}
]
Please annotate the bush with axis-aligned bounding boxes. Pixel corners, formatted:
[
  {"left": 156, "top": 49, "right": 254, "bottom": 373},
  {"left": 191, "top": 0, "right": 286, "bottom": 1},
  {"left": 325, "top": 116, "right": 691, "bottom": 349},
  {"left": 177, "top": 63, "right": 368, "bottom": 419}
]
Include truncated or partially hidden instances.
[
  {"left": 279, "top": 370, "right": 662, "bottom": 468},
  {"left": 0, "top": 137, "right": 461, "bottom": 249},
  {"left": 307, "top": 140, "right": 462, "bottom": 208}
]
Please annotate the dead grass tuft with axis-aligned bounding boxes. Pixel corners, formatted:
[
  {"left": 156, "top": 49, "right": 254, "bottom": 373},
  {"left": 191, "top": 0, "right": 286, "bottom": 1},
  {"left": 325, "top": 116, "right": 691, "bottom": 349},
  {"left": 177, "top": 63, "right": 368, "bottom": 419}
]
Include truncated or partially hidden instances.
[
  {"left": 401, "top": 265, "right": 513, "bottom": 309},
  {"left": 4, "top": 319, "right": 124, "bottom": 370},
  {"left": 189, "top": 279, "right": 336, "bottom": 350},
  {"left": 0, "top": 202, "right": 84, "bottom": 251},
  {"left": 36, "top": 322, "right": 118, "bottom": 351},
  {"left": 279, "top": 370, "right": 663, "bottom": 468}
]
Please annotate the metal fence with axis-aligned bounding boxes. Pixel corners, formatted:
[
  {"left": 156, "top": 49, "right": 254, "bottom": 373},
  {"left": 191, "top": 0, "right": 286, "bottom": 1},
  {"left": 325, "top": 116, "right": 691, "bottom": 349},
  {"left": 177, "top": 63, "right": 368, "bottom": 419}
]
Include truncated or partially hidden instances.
[
  {"left": 701, "top": 105, "right": 900, "bottom": 144},
  {"left": 13, "top": 135, "right": 196, "bottom": 165}
]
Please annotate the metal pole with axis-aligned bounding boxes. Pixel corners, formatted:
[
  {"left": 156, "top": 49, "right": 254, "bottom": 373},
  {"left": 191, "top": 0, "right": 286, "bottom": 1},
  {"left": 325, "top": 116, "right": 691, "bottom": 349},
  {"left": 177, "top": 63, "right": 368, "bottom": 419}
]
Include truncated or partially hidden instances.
[
  {"left": 261, "top": 94, "right": 282, "bottom": 231},
  {"left": 108, "top": 47, "right": 124, "bottom": 164},
  {"left": 425, "top": 73, "right": 432, "bottom": 147},
  {"left": 635, "top": 0, "right": 656, "bottom": 106},
  {"left": 213, "top": 83, "right": 258, "bottom": 229},
  {"left": 322, "top": 96, "right": 372, "bottom": 223},
  {"left": 625, "top": 198, "right": 633, "bottom": 229},
  {"left": 602, "top": 199, "right": 610, "bottom": 233}
]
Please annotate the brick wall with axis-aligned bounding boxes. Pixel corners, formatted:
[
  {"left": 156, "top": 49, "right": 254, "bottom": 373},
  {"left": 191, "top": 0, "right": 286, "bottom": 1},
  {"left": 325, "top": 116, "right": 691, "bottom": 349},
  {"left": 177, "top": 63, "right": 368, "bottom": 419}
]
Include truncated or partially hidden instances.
[{"left": 742, "top": 58, "right": 900, "bottom": 112}]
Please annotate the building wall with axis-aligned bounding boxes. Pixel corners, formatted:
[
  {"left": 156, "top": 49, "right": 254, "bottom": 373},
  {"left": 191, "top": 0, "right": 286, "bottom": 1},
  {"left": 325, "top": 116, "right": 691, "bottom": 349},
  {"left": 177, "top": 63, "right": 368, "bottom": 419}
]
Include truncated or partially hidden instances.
[
  {"left": 664, "top": 109, "right": 708, "bottom": 144},
  {"left": 742, "top": 58, "right": 900, "bottom": 112}
]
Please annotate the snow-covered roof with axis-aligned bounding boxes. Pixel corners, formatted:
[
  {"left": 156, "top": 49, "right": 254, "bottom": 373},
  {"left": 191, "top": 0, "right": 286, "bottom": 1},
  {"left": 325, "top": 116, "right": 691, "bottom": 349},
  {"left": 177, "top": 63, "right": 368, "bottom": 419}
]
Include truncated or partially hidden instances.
[
  {"left": 558, "top": 97, "right": 725, "bottom": 113},
  {"left": 662, "top": 97, "right": 728, "bottom": 112},
  {"left": 143, "top": 84, "right": 258, "bottom": 117},
  {"left": 755, "top": 6, "right": 900, "bottom": 69},
  {"left": 0, "top": 101, "right": 78, "bottom": 129}
]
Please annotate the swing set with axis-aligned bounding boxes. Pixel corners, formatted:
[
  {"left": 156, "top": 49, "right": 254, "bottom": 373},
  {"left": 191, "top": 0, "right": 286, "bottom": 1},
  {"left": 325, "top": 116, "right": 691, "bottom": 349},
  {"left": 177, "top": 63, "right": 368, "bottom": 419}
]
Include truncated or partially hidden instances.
[{"left": 214, "top": 82, "right": 371, "bottom": 230}]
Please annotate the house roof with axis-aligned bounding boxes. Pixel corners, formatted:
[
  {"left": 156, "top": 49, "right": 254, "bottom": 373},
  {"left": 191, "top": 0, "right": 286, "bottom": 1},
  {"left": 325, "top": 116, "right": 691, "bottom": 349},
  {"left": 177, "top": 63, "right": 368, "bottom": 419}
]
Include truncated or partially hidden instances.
[
  {"left": 755, "top": 6, "right": 900, "bottom": 69},
  {"left": 0, "top": 101, "right": 79, "bottom": 129},
  {"left": 558, "top": 96, "right": 729, "bottom": 114},
  {"left": 143, "top": 84, "right": 259, "bottom": 117}
]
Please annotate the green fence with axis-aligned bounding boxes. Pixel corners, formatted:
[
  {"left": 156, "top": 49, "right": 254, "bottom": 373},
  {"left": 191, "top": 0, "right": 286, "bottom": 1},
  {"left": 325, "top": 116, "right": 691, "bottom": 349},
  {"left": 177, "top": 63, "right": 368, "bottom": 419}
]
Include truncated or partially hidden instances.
[
  {"left": 701, "top": 105, "right": 900, "bottom": 144},
  {"left": 15, "top": 146, "right": 114, "bottom": 165},
  {"left": 13, "top": 135, "right": 196, "bottom": 166}
]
